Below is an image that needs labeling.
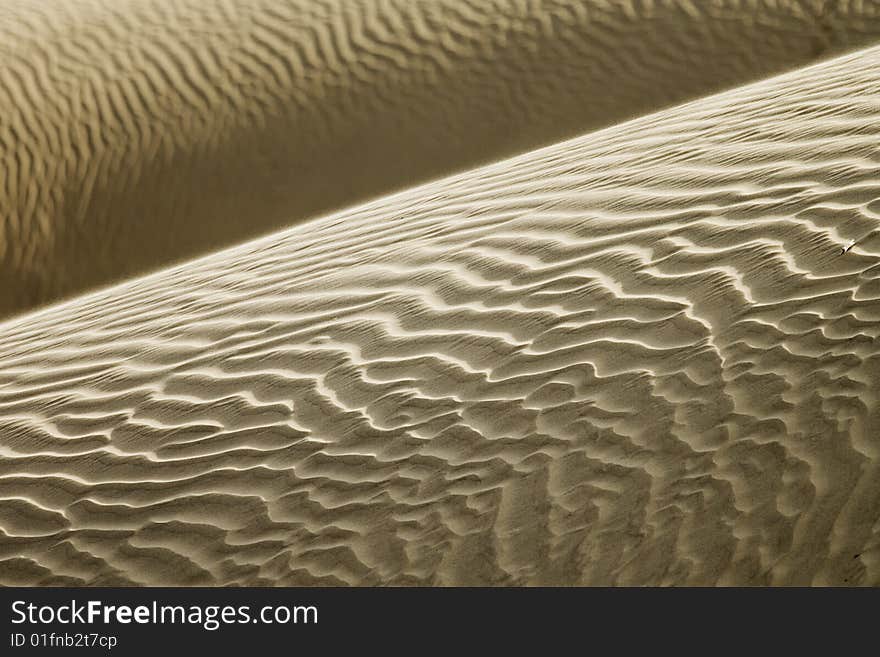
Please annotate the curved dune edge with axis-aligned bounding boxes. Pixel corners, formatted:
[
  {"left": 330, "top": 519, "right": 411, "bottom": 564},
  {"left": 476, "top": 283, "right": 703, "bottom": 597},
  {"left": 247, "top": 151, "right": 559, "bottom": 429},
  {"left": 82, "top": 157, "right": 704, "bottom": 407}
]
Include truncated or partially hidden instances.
[
  {"left": 1, "top": 44, "right": 880, "bottom": 585},
  {"left": 3, "top": 1, "right": 880, "bottom": 318}
]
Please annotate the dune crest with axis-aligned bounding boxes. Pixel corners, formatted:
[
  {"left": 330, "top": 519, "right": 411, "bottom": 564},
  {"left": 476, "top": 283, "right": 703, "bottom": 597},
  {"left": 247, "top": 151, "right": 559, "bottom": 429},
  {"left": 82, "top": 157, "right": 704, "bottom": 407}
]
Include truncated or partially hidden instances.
[
  {"left": 3, "top": 0, "right": 880, "bottom": 317},
  {"left": 1, "top": 43, "right": 879, "bottom": 585}
]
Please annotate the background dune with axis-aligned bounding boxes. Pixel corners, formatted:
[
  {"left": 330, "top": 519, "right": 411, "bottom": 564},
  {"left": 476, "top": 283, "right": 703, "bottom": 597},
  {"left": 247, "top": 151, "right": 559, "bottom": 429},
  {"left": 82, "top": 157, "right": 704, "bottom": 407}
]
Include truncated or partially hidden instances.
[
  {"left": 0, "top": 43, "right": 878, "bottom": 585},
  {"left": 3, "top": 0, "right": 880, "bottom": 317}
]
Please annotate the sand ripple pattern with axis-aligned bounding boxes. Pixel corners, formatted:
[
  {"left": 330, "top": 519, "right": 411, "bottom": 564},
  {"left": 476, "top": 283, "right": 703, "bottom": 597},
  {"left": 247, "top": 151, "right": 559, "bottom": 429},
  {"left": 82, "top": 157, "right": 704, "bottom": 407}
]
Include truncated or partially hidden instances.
[
  {"left": 3, "top": 0, "right": 880, "bottom": 317},
  {"left": 1, "top": 45, "right": 880, "bottom": 585}
]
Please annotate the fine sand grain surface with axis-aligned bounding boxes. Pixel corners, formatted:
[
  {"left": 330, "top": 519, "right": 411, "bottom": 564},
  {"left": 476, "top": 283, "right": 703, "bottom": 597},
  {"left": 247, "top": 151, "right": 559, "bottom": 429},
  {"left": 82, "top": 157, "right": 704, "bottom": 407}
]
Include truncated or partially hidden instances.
[
  {"left": 0, "top": 43, "right": 879, "bottom": 585},
  {"left": 3, "top": 1, "right": 880, "bottom": 317}
]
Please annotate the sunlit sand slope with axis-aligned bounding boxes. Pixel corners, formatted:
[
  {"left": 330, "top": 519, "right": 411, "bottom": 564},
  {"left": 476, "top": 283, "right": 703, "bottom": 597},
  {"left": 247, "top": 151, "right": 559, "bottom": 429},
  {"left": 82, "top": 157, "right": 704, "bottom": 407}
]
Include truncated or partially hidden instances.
[
  {"left": 3, "top": 1, "right": 880, "bottom": 318},
  {"left": 1, "top": 45, "right": 879, "bottom": 586}
]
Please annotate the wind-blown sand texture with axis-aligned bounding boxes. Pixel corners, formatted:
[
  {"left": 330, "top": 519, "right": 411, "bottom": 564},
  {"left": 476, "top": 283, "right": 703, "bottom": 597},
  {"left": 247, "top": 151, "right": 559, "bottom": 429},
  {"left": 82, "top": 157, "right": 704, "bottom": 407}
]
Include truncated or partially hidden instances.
[
  {"left": 3, "top": 1, "right": 880, "bottom": 318},
  {"left": 1, "top": 42, "right": 879, "bottom": 586}
]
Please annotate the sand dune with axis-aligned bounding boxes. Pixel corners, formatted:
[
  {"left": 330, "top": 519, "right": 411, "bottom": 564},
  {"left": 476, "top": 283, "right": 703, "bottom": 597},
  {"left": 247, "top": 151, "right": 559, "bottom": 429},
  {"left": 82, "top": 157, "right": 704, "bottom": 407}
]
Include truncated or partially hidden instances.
[
  {"left": 0, "top": 42, "right": 878, "bottom": 585},
  {"left": 3, "top": 1, "right": 880, "bottom": 318}
]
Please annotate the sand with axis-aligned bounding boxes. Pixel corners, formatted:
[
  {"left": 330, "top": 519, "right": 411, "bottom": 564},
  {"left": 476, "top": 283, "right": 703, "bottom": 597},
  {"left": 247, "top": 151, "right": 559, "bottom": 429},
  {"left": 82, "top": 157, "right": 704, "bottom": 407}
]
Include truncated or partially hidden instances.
[
  {"left": 0, "top": 40, "right": 878, "bottom": 585},
  {"left": 3, "top": 0, "right": 880, "bottom": 318}
]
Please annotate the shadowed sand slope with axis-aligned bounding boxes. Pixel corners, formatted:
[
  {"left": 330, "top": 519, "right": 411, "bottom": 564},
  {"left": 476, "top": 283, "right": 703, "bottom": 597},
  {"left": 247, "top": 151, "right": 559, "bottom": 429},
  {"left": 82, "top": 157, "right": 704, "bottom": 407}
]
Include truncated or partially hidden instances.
[
  {"left": 1, "top": 44, "right": 880, "bottom": 586},
  {"left": 3, "top": 1, "right": 880, "bottom": 318}
]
